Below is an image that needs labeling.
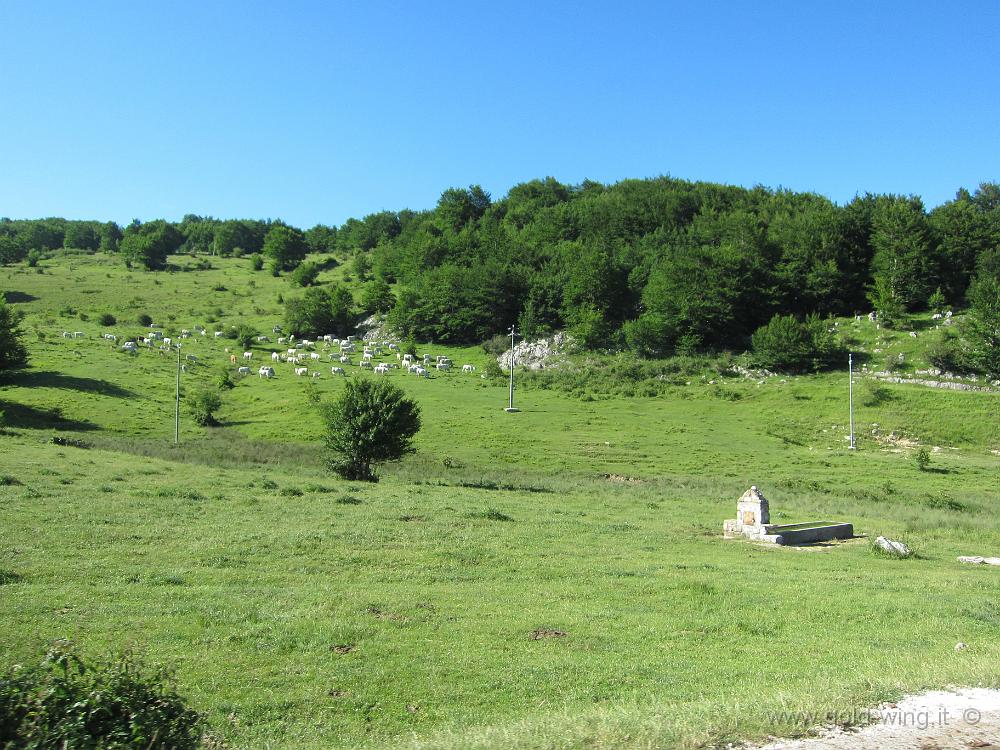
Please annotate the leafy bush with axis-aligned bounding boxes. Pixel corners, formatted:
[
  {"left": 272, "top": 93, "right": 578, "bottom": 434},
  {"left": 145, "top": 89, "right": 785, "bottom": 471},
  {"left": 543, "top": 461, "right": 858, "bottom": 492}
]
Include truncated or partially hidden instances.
[
  {"left": 216, "top": 367, "right": 235, "bottom": 390},
  {"left": 25, "top": 249, "right": 42, "bottom": 267},
  {"left": 928, "top": 286, "right": 947, "bottom": 313},
  {"left": 234, "top": 323, "right": 257, "bottom": 351},
  {"left": 926, "top": 331, "right": 967, "bottom": 373},
  {"left": 323, "top": 379, "right": 421, "bottom": 482},
  {"left": 289, "top": 261, "right": 320, "bottom": 287},
  {"left": 0, "top": 641, "right": 203, "bottom": 749},
  {"left": 750, "top": 313, "right": 840, "bottom": 373},
  {"left": 98, "top": 312, "right": 116, "bottom": 326},
  {"left": 481, "top": 334, "right": 509, "bottom": 357},
  {"left": 914, "top": 447, "right": 930, "bottom": 471},
  {"left": 137, "top": 313, "right": 152, "bottom": 326},
  {"left": 187, "top": 388, "right": 222, "bottom": 426},
  {"left": 482, "top": 357, "right": 504, "bottom": 380},
  {"left": 250, "top": 253, "right": 264, "bottom": 271}
]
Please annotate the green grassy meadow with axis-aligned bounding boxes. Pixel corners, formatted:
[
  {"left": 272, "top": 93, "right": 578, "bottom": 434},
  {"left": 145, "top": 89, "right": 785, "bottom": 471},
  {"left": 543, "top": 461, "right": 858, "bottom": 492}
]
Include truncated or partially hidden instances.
[{"left": 2, "top": 252, "right": 999, "bottom": 749}]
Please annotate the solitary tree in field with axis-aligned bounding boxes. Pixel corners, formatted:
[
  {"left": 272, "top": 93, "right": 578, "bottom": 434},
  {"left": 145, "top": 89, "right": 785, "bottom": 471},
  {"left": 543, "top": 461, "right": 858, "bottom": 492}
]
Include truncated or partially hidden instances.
[
  {"left": 187, "top": 388, "right": 222, "bottom": 426},
  {"left": 322, "top": 379, "right": 421, "bottom": 481},
  {"left": 0, "top": 297, "right": 28, "bottom": 372}
]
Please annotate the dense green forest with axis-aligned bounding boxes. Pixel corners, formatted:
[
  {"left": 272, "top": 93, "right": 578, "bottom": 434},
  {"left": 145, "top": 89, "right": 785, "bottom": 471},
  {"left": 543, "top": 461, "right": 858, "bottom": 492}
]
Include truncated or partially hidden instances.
[{"left": 3, "top": 176, "right": 1000, "bottom": 361}]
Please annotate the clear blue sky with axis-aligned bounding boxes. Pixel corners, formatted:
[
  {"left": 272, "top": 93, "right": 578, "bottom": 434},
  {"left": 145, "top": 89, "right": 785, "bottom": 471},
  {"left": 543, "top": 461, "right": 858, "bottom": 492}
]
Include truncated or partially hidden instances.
[{"left": 1, "top": 1, "right": 997, "bottom": 228}]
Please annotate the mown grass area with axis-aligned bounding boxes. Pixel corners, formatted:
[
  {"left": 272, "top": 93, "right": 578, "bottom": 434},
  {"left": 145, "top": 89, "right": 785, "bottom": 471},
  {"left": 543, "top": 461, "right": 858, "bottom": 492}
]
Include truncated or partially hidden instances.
[{"left": 1, "top": 252, "right": 999, "bottom": 749}]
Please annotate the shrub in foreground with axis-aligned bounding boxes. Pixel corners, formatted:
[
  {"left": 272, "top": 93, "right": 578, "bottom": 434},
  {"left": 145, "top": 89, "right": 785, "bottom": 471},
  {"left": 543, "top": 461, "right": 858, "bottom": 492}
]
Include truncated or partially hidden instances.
[
  {"left": 323, "top": 378, "right": 421, "bottom": 482},
  {"left": 187, "top": 388, "right": 222, "bottom": 426},
  {"left": 0, "top": 641, "right": 203, "bottom": 749}
]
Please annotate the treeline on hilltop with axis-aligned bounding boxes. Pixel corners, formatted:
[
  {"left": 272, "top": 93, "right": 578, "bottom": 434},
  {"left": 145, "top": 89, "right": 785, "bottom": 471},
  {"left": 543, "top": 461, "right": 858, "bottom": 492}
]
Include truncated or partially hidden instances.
[{"left": 3, "top": 177, "right": 1000, "bottom": 361}]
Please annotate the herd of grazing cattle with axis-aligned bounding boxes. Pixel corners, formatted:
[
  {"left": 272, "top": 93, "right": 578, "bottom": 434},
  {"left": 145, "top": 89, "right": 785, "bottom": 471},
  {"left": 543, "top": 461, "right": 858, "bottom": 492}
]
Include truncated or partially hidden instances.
[{"left": 78, "top": 323, "right": 480, "bottom": 382}]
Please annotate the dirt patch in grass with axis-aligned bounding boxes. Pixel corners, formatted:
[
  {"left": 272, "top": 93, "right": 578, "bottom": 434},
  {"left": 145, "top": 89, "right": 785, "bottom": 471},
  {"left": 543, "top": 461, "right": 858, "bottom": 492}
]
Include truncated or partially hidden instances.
[{"left": 530, "top": 628, "right": 567, "bottom": 640}]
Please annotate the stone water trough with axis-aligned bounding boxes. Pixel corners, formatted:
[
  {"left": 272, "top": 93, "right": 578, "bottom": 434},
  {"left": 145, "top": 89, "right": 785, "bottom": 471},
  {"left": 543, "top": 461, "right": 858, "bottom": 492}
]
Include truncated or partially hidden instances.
[{"left": 723, "top": 486, "right": 853, "bottom": 545}]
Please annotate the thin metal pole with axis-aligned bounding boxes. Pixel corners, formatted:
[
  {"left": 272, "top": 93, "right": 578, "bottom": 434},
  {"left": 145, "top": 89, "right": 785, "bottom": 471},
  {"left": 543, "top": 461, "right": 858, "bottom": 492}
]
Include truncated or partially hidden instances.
[
  {"left": 848, "top": 352, "right": 855, "bottom": 450},
  {"left": 174, "top": 346, "right": 180, "bottom": 445},
  {"left": 508, "top": 327, "right": 515, "bottom": 410}
]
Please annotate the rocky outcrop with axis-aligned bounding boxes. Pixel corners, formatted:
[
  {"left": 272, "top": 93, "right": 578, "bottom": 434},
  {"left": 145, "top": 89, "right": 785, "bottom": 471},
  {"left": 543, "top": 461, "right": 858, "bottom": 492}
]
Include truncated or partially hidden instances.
[
  {"left": 497, "top": 332, "right": 575, "bottom": 371},
  {"left": 357, "top": 314, "right": 392, "bottom": 342}
]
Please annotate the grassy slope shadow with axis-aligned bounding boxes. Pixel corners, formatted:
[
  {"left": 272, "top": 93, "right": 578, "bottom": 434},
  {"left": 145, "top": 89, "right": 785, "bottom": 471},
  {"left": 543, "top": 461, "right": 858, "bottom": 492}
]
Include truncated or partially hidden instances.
[
  {"left": 2, "top": 370, "right": 137, "bottom": 399},
  {"left": 0, "top": 401, "right": 98, "bottom": 431}
]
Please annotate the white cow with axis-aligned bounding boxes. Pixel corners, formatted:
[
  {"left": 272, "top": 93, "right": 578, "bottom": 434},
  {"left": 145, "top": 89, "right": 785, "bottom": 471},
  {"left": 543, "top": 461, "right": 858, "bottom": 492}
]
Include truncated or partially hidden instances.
[
  {"left": 243, "top": 351, "right": 253, "bottom": 361},
  {"left": 330, "top": 366, "right": 345, "bottom": 375},
  {"left": 257, "top": 335, "right": 269, "bottom": 342},
  {"left": 360, "top": 360, "right": 373, "bottom": 369},
  {"left": 294, "top": 367, "right": 308, "bottom": 376},
  {"left": 462, "top": 364, "right": 476, "bottom": 373},
  {"left": 271, "top": 351, "right": 282, "bottom": 362},
  {"left": 339, "top": 355, "right": 351, "bottom": 364},
  {"left": 237, "top": 366, "right": 251, "bottom": 376},
  {"left": 73, "top": 331, "right": 85, "bottom": 338},
  {"left": 388, "top": 343, "right": 400, "bottom": 351},
  {"left": 62, "top": 331, "right": 72, "bottom": 338},
  {"left": 436, "top": 362, "right": 451, "bottom": 371},
  {"left": 311, "top": 371, "right": 321, "bottom": 378},
  {"left": 214, "top": 331, "right": 223, "bottom": 338},
  {"left": 258, "top": 366, "right": 275, "bottom": 379},
  {"left": 374, "top": 364, "right": 390, "bottom": 374},
  {"left": 287, "top": 348, "right": 298, "bottom": 356},
  {"left": 415, "top": 367, "right": 429, "bottom": 377},
  {"left": 310, "top": 352, "right": 321, "bottom": 360}
]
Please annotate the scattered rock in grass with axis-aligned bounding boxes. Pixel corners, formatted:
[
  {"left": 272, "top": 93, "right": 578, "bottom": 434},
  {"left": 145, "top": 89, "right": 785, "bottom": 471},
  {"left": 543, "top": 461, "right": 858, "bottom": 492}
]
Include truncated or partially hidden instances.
[
  {"left": 605, "top": 473, "right": 642, "bottom": 484},
  {"left": 874, "top": 536, "right": 912, "bottom": 558},
  {"left": 530, "top": 628, "right": 567, "bottom": 640},
  {"left": 955, "top": 642, "right": 968, "bottom": 651},
  {"left": 958, "top": 556, "right": 1000, "bottom": 566},
  {"left": 328, "top": 689, "right": 348, "bottom": 698},
  {"left": 331, "top": 644, "right": 355, "bottom": 654},
  {"left": 406, "top": 704, "right": 419, "bottom": 713}
]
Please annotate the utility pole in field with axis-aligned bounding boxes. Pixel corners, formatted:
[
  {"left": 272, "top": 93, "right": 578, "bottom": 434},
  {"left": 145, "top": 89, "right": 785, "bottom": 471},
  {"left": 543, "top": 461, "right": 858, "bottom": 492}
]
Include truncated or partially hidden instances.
[
  {"left": 848, "top": 352, "right": 856, "bottom": 450},
  {"left": 505, "top": 325, "right": 520, "bottom": 413},
  {"left": 174, "top": 345, "right": 181, "bottom": 445}
]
